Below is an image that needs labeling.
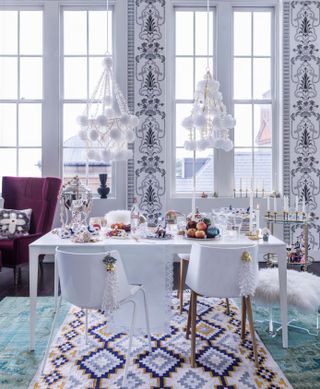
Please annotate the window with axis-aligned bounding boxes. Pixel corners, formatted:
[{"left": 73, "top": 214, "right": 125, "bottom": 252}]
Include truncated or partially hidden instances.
[
  {"left": 0, "top": 10, "right": 43, "bottom": 190},
  {"left": 233, "top": 10, "right": 273, "bottom": 194},
  {"left": 62, "top": 9, "right": 113, "bottom": 191},
  {"left": 172, "top": 4, "right": 277, "bottom": 197},
  {"left": 174, "top": 9, "right": 214, "bottom": 193},
  {"left": 0, "top": 2, "right": 126, "bottom": 205}
]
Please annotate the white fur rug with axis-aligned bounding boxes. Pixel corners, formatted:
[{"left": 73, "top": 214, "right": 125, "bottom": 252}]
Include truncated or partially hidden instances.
[{"left": 255, "top": 269, "right": 320, "bottom": 313}]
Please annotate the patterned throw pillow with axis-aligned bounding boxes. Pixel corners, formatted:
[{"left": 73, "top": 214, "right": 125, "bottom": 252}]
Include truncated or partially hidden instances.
[{"left": 0, "top": 208, "right": 32, "bottom": 238}]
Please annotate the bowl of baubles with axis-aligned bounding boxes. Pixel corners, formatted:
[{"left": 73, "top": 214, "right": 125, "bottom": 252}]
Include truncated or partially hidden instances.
[{"left": 185, "top": 219, "right": 220, "bottom": 240}]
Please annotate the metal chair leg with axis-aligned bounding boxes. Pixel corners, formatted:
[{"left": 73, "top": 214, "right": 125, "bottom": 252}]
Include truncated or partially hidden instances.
[
  {"left": 85, "top": 309, "right": 89, "bottom": 345},
  {"left": 41, "top": 297, "right": 62, "bottom": 374},
  {"left": 241, "top": 296, "right": 246, "bottom": 340},
  {"left": 140, "top": 287, "right": 152, "bottom": 352},
  {"left": 268, "top": 305, "right": 274, "bottom": 333},
  {"left": 122, "top": 300, "right": 136, "bottom": 389}
]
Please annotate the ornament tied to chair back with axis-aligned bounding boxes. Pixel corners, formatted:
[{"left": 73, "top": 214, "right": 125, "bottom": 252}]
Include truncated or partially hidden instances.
[
  {"left": 239, "top": 250, "right": 258, "bottom": 297},
  {"left": 101, "top": 253, "right": 120, "bottom": 314}
]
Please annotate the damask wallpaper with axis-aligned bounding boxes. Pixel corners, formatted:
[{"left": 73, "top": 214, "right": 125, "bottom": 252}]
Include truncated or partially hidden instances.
[
  {"left": 133, "top": 0, "right": 166, "bottom": 222},
  {"left": 286, "top": 1, "right": 320, "bottom": 259},
  {"left": 128, "top": 1, "right": 320, "bottom": 258}
]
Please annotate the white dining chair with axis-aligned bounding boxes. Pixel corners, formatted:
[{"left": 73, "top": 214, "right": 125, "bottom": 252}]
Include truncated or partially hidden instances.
[
  {"left": 42, "top": 248, "right": 152, "bottom": 388},
  {"left": 185, "top": 244, "right": 259, "bottom": 368},
  {"left": 177, "top": 253, "right": 230, "bottom": 315}
]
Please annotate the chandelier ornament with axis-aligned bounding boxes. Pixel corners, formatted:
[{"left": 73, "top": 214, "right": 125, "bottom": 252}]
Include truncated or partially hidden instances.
[
  {"left": 76, "top": 0, "right": 137, "bottom": 162},
  {"left": 182, "top": 0, "right": 235, "bottom": 153}
]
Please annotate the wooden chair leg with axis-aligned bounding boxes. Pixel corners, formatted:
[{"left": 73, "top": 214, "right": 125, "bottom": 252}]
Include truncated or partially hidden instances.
[
  {"left": 226, "top": 298, "right": 230, "bottom": 315},
  {"left": 241, "top": 296, "right": 246, "bottom": 340},
  {"left": 191, "top": 291, "right": 197, "bottom": 368},
  {"left": 179, "top": 259, "right": 187, "bottom": 313},
  {"left": 186, "top": 292, "right": 192, "bottom": 339},
  {"left": 246, "top": 296, "right": 259, "bottom": 367}
]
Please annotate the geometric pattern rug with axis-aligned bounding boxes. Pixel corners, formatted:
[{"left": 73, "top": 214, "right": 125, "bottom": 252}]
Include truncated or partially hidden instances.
[{"left": 30, "top": 294, "right": 292, "bottom": 389}]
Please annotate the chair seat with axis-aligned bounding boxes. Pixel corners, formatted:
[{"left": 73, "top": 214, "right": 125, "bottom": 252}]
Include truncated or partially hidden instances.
[
  {"left": 178, "top": 253, "right": 190, "bottom": 261},
  {"left": 255, "top": 268, "right": 320, "bottom": 314},
  {"left": 129, "top": 285, "right": 142, "bottom": 296}
]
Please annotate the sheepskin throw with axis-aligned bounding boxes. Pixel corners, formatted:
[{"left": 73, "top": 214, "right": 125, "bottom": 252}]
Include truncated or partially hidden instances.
[{"left": 255, "top": 269, "right": 320, "bottom": 314}]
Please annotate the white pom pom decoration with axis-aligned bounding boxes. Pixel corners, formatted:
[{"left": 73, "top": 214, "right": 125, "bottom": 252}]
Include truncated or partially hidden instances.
[
  {"left": 197, "top": 138, "right": 210, "bottom": 150},
  {"left": 120, "top": 114, "right": 130, "bottom": 125},
  {"left": 224, "top": 114, "right": 236, "bottom": 128},
  {"left": 76, "top": 115, "right": 88, "bottom": 127},
  {"left": 193, "top": 114, "right": 206, "bottom": 128},
  {"left": 105, "top": 108, "right": 115, "bottom": 119},
  {"left": 103, "top": 56, "right": 113, "bottom": 69},
  {"left": 114, "top": 150, "right": 127, "bottom": 161},
  {"left": 89, "top": 129, "right": 99, "bottom": 141},
  {"left": 78, "top": 129, "right": 88, "bottom": 141},
  {"left": 182, "top": 116, "right": 194, "bottom": 129},
  {"left": 222, "top": 138, "right": 233, "bottom": 152},
  {"left": 207, "top": 79, "right": 220, "bottom": 91},
  {"left": 184, "top": 140, "right": 196, "bottom": 151},
  {"left": 212, "top": 116, "right": 222, "bottom": 129},
  {"left": 129, "top": 115, "right": 139, "bottom": 128},
  {"left": 104, "top": 96, "right": 112, "bottom": 106},
  {"left": 126, "top": 129, "right": 136, "bottom": 143},
  {"left": 109, "top": 127, "right": 122, "bottom": 141},
  {"left": 101, "top": 149, "right": 113, "bottom": 161},
  {"left": 96, "top": 115, "right": 108, "bottom": 127},
  {"left": 123, "top": 149, "right": 133, "bottom": 160},
  {"left": 196, "top": 80, "right": 206, "bottom": 91},
  {"left": 87, "top": 149, "right": 97, "bottom": 160}
]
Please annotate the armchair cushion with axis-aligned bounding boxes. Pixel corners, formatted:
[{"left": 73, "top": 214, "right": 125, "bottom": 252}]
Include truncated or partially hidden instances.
[
  {"left": 0, "top": 233, "right": 42, "bottom": 267},
  {"left": 0, "top": 208, "right": 32, "bottom": 238},
  {"left": 1, "top": 176, "right": 61, "bottom": 268}
]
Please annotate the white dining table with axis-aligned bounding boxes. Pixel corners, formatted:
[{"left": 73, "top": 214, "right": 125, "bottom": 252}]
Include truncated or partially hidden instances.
[{"left": 29, "top": 232, "right": 288, "bottom": 350}]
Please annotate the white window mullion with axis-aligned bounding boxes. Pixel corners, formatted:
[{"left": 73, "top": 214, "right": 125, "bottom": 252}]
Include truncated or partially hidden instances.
[
  {"left": 215, "top": 1, "right": 233, "bottom": 197},
  {"left": 42, "top": 1, "right": 60, "bottom": 177}
]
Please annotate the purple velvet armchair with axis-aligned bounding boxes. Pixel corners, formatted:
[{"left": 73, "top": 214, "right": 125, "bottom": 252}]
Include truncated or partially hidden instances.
[{"left": 0, "top": 176, "right": 61, "bottom": 283}]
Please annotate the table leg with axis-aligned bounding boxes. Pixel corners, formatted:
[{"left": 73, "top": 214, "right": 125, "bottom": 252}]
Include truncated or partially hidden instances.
[
  {"left": 54, "top": 257, "right": 59, "bottom": 313},
  {"left": 278, "top": 246, "right": 288, "bottom": 348},
  {"left": 29, "top": 247, "right": 40, "bottom": 351}
]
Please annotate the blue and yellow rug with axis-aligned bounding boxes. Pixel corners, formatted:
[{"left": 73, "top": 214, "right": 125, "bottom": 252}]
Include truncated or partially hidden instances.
[{"left": 27, "top": 295, "right": 290, "bottom": 388}]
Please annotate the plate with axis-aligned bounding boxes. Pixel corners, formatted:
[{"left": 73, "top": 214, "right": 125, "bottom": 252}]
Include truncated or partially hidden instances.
[
  {"left": 105, "top": 234, "right": 129, "bottom": 240},
  {"left": 183, "top": 235, "right": 221, "bottom": 241},
  {"left": 145, "top": 234, "right": 173, "bottom": 240}
]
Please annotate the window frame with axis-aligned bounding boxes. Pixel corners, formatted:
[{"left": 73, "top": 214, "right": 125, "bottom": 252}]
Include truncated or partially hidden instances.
[
  {"left": 0, "top": 0, "right": 128, "bottom": 207},
  {"left": 166, "top": 0, "right": 280, "bottom": 204},
  {"left": 0, "top": 6, "right": 43, "bottom": 182}
]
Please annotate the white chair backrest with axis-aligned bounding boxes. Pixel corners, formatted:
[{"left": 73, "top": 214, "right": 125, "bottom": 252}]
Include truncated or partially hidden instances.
[
  {"left": 185, "top": 244, "right": 258, "bottom": 298},
  {"left": 55, "top": 248, "right": 131, "bottom": 309}
]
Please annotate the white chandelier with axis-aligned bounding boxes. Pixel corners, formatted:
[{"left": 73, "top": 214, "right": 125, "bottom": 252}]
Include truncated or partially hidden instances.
[
  {"left": 182, "top": 0, "right": 235, "bottom": 153},
  {"left": 76, "top": 1, "right": 137, "bottom": 162}
]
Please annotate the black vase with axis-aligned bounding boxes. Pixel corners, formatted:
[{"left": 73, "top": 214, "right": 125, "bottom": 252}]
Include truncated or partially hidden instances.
[{"left": 97, "top": 173, "right": 110, "bottom": 199}]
